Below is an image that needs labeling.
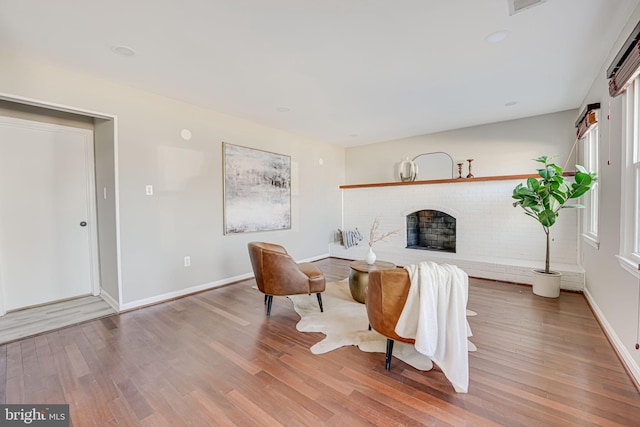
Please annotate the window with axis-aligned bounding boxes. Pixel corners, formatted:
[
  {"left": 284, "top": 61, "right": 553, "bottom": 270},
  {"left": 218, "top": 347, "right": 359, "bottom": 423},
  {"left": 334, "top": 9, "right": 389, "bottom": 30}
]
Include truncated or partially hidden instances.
[
  {"left": 582, "top": 123, "right": 599, "bottom": 247},
  {"left": 618, "top": 75, "right": 640, "bottom": 277}
]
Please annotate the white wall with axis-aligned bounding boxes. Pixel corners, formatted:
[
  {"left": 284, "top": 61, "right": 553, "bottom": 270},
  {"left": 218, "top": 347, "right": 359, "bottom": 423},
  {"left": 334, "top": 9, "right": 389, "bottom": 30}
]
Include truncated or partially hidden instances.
[
  {"left": 0, "top": 48, "right": 344, "bottom": 308},
  {"left": 577, "top": 5, "right": 640, "bottom": 382},
  {"left": 345, "top": 110, "right": 578, "bottom": 185}
]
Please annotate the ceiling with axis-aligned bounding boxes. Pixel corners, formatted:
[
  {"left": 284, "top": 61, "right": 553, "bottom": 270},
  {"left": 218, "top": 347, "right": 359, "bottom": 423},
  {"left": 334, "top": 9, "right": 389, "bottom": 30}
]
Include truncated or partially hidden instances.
[{"left": 0, "top": 0, "right": 638, "bottom": 147}]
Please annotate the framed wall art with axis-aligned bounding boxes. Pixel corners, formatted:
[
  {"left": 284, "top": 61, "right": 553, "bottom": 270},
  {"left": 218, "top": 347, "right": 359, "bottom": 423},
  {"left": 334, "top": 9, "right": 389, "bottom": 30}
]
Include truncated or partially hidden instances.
[{"left": 223, "top": 142, "right": 291, "bottom": 234}]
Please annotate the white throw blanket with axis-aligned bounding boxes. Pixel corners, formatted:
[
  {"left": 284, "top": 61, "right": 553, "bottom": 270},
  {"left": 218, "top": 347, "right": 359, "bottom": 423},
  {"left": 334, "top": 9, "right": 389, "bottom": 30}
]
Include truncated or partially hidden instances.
[{"left": 394, "top": 261, "right": 471, "bottom": 393}]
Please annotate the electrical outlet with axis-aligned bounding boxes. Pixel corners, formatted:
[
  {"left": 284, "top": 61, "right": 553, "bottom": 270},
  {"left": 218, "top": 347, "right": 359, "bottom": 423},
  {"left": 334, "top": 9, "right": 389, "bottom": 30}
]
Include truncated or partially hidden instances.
[
  {"left": 145, "top": 185, "right": 153, "bottom": 196},
  {"left": 184, "top": 256, "right": 191, "bottom": 267}
]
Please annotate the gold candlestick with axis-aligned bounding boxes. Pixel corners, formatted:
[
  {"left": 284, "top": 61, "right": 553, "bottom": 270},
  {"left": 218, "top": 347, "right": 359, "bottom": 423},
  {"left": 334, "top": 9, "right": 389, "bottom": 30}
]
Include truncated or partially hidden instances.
[
  {"left": 457, "top": 163, "right": 463, "bottom": 179},
  {"left": 466, "top": 159, "right": 474, "bottom": 178}
]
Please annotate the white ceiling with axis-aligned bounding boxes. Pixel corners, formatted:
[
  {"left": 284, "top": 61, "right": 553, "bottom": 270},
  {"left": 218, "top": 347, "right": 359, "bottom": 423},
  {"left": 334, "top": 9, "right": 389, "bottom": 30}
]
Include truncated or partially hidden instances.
[{"left": 0, "top": 0, "right": 638, "bottom": 146}]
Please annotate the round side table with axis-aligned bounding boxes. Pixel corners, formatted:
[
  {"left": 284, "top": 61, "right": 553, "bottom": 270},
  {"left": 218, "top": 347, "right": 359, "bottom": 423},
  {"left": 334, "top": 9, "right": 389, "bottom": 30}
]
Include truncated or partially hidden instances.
[{"left": 348, "top": 260, "right": 397, "bottom": 303}]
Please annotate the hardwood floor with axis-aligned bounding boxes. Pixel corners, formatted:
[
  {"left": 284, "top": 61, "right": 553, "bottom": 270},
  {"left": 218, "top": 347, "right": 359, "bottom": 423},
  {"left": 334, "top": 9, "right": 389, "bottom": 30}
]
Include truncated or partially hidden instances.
[
  {"left": 0, "top": 296, "right": 115, "bottom": 345},
  {"left": 1, "top": 258, "right": 639, "bottom": 426}
]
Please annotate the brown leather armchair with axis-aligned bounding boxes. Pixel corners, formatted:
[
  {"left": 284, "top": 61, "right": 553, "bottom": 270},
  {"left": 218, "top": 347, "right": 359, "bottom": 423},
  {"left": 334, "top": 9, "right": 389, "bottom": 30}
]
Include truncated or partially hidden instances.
[
  {"left": 248, "top": 242, "right": 325, "bottom": 317},
  {"left": 365, "top": 268, "right": 415, "bottom": 370}
]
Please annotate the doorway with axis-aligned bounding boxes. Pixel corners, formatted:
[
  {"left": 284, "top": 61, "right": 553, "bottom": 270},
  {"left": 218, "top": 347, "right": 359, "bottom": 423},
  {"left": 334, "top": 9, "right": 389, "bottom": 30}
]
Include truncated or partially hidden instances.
[{"left": 0, "top": 116, "right": 100, "bottom": 312}]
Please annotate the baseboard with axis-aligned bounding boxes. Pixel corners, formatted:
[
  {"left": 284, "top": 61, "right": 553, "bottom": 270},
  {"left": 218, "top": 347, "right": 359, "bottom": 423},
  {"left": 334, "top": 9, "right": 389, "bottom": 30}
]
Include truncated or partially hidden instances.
[
  {"left": 584, "top": 287, "right": 640, "bottom": 390},
  {"left": 100, "top": 289, "right": 120, "bottom": 312},
  {"left": 97, "top": 251, "right": 329, "bottom": 314},
  {"left": 299, "top": 253, "right": 330, "bottom": 263},
  {"left": 119, "top": 272, "right": 255, "bottom": 312}
]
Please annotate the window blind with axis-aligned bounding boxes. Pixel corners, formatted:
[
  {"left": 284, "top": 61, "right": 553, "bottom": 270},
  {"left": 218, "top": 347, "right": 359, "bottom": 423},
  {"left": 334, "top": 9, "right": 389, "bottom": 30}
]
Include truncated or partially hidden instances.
[
  {"left": 608, "top": 21, "right": 640, "bottom": 97},
  {"left": 575, "top": 103, "right": 599, "bottom": 140}
]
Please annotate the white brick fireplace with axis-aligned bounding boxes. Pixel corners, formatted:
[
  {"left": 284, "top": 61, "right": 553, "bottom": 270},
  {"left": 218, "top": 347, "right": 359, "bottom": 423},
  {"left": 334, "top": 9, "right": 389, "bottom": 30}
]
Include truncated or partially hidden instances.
[{"left": 330, "top": 178, "right": 584, "bottom": 291}]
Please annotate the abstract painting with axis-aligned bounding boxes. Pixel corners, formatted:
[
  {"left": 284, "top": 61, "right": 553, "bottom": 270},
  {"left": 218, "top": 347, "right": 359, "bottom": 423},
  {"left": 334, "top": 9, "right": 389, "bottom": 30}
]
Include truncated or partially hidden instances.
[{"left": 223, "top": 143, "right": 291, "bottom": 234}]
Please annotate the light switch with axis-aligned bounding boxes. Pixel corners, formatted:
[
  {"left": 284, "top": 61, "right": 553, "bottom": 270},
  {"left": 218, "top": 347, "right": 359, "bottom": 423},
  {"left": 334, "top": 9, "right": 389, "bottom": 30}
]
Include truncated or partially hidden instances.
[{"left": 145, "top": 185, "right": 153, "bottom": 196}]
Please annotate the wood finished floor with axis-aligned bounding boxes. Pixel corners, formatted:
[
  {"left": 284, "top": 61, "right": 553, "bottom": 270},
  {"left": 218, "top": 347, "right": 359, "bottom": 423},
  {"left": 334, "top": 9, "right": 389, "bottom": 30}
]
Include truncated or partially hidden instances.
[
  {"left": 0, "top": 296, "right": 115, "bottom": 345},
  {"left": 1, "top": 258, "right": 639, "bottom": 426}
]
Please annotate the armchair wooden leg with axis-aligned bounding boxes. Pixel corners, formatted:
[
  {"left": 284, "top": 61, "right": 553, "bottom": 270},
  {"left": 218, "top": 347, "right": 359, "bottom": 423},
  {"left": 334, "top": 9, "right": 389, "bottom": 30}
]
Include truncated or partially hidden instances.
[
  {"left": 316, "top": 293, "right": 324, "bottom": 312},
  {"left": 368, "top": 324, "right": 372, "bottom": 331},
  {"left": 264, "top": 294, "right": 268, "bottom": 304},
  {"left": 385, "top": 339, "right": 394, "bottom": 371},
  {"left": 266, "top": 295, "right": 273, "bottom": 317}
]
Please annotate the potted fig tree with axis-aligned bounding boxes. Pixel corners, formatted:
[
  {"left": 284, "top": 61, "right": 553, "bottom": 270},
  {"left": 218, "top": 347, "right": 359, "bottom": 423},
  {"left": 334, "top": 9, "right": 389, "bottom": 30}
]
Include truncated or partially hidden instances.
[{"left": 512, "top": 156, "right": 597, "bottom": 298}]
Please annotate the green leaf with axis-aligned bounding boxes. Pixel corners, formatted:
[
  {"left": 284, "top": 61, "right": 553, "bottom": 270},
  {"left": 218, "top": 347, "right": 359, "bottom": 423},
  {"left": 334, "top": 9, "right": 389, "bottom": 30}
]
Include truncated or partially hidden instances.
[
  {"left": 570, "top": 186, "right": 591, "bottom": 199},
  {"left": 527, "top": 177, "right": 540, "bottom": 191},
  {"left": 550, "top": 163, "right": 563, "bottom": 175},
  {"left": 538, "top": 209, "right": 557, "bottom": 227},
  {"left": 574, "top": 172, "right": 592, "bottom": 186},
  {"left": 534, "top": 156, "right": 549, "bottom": 164},
  {"left": 512, "top": 184, "right": 523, "bottom": 199},
  {"left": 538, "top": 167, "right": 556, "bottom": 180},
  {"left": 575, "top": 164, "right": 587, "bottom": 173},
  {"left": 550, "top": 190, "right": 567, "bottom": 204},
  {"left": 522, "top": 199, "right": 540, "bottom": 209},
  {"left": 514, "top": 186, "right": 536, "bottom": 198}
]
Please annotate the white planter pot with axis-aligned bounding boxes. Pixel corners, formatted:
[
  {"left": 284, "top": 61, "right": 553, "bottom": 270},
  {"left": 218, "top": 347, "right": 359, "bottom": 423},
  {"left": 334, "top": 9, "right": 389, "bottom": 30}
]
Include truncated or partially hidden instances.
[{"left": 532, "top": 269, "right": 561, "bottom": 298}]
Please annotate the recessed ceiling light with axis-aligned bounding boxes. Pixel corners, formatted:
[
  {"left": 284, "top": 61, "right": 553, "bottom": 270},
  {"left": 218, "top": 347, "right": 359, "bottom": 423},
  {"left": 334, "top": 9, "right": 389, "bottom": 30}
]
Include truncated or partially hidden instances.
[
  {"left": 486, "top": 30, "right": 509, "bottom": 44},
  {"left": 276, "top": 107, "right": 291, "bottom": 112},
  {"left": 505, "top": 101, "right": 518, "bottom": 107},
  {"left": 111, "top": 45, "right": 136, "bottom": 57},
  {"left": 349, "top": 133, "right": 359, "bottom": 137}
]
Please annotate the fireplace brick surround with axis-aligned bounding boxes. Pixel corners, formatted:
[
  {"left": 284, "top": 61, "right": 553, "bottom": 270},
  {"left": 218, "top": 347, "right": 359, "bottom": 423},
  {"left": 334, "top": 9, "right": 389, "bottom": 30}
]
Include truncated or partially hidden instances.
[{"left": 331, "top": 177, "right": 584, "bottom": 291}]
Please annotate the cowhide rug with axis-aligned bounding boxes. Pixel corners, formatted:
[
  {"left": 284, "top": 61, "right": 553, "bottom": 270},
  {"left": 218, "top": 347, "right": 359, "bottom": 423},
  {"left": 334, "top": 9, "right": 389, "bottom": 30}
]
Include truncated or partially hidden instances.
[{"left": 288, "top": 279, "right": 476, "bottom": 372}]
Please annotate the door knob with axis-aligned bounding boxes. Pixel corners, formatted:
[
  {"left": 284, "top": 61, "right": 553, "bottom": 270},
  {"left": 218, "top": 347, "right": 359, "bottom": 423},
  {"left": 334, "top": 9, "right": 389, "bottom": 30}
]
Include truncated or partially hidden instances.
[{"left": 80, "top": 221, "right": 87, "bottom": 227}]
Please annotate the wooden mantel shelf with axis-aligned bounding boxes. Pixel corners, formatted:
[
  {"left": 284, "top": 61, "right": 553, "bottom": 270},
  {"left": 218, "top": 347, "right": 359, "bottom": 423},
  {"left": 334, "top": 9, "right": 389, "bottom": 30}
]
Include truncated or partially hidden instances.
[{"left": 339, "top": 172, "right": 576, "bottom": 189}]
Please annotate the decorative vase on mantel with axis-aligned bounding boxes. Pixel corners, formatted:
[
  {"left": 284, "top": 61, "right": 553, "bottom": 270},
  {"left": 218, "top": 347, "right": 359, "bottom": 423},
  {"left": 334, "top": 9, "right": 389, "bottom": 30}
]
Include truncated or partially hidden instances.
[
  {"left": 399, "top": 157, "right": 418, "bottom": 182},
  {"left": 365, "top": 246, "right": 377, "bottom": 265}
]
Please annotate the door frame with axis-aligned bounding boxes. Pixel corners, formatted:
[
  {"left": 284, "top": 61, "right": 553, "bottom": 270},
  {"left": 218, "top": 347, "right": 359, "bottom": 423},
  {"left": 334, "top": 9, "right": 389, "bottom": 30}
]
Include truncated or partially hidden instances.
[{"left": 0, "top": 92, "right": 122, "bottom": 315}]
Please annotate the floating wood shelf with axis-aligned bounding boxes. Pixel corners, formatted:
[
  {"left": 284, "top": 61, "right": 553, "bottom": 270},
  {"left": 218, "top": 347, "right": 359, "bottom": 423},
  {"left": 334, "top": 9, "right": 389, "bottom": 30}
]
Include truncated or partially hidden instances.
[{"left": 339, "top": 172, "right": 576, "bottom": 189}]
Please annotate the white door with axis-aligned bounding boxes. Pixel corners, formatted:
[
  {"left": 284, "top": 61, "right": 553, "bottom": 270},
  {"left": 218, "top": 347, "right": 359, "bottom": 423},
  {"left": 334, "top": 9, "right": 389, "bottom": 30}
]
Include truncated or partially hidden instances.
[{"left": 0, "top": 116, "right": 97, "bottom": 312}]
